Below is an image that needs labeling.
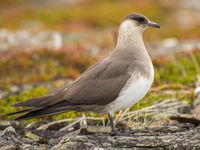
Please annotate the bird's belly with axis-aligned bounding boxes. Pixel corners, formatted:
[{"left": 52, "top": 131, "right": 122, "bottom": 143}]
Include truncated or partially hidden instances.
[{"left": 108, "top": 75, "right": 153, "bottom": 114}]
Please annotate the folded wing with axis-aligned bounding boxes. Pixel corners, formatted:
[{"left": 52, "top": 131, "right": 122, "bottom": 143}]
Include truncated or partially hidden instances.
[{"left": 9, "top": 59, "right": 131, "bottom": 120}]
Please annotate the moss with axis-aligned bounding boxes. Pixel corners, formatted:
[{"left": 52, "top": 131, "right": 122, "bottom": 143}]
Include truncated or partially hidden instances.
[
  {"left": 153, "top": 50, "right": 200, "bottom": 86},
  {"left": 0, "top": 86, "right": 48, "bottom": 119}
]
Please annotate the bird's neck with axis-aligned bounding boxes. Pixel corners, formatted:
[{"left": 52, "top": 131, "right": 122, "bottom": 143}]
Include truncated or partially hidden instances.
[
  {"left": 116, "top": 28, "right": 144, "bottom": 50},
  {"left": 116, "top": 21, "right": 145, "bottom": 50},
  {"left": 111, "top": 22, "right": 150, "bottom": 62}
]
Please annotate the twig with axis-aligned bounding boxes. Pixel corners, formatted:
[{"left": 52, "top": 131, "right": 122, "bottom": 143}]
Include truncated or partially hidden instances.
[
  {"left": 86, "top": 117, "right": 106, "bottom": 126},
  {"left": 120, "top": 100, "right": 187, "bottom": 121},
  {"left": 37, "top": 118, "right": 78, "bottom": 130},
  {"left": 118, "top": 108, "right": 130, "bottom": 122},
  {"left": 81, "top": 113, "right": 87, "bottom": 126},
  {"left": 37, "top": 116, "right": 106, "bottom": 131},
  {"left": 135, "top": 102, "right": 140, "bottom": 123},
  {"left": 118, "top": 99, "right": 181, "bottom": 122},
  {"left": 60, "top": 117, "right": 85, "bottom": 131},
  {"left": 114, "top": 110, "right": 123, "bottom": 124}
]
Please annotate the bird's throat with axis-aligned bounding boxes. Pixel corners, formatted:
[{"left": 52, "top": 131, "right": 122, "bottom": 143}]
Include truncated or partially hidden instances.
[
  {"left": 111, "top": 21, "right": 150, "bottom": 63},
  {"left": 116, "top": 20, "right": 145, "bottom": 50},
  {"left": 116, "top": 31, "right": 144, "bottom": 49}
]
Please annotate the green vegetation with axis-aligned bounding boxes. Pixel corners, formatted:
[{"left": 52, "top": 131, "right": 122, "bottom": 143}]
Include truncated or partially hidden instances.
[{"left": 154, "top": 50, "right": 200, "bottom": 86}]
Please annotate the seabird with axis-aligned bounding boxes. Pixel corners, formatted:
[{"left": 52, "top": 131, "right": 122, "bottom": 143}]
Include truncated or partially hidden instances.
[{"left": 8, "top": 13, "right": 160, "bottom": 134}]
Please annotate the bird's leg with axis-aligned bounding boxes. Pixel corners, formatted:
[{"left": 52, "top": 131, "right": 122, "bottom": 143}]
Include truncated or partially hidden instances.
[
  {"left": 108, "top": 113, "right": 117, "bottom": 135},
  {"left": 81, "top": 112, "right": 87, "bottom": 126}
]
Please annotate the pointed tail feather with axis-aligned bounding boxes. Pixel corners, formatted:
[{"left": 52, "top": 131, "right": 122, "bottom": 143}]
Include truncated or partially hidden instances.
[
  {"left": 15, "top": 105, "right": 74, "bottom": 120},
  {"left": 5, "top": 108, "right": 36, "bottom": 116},
  {"left": 12, "top": 92, "right": 66, "bottom": 108},
  {"left": 12, "top": 96, "right": 49, "bottom": 107}
]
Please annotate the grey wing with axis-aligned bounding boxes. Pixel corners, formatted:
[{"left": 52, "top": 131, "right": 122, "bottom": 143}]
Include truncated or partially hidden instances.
[
  {"left": 64, "top": 60, "right": 131, "bottom": 105},
  {"left": 13, "top": 59, "right": 131, "bottom": 107},
  {"left": 10, "top": 59, "right": 131, "bottom": 120}
]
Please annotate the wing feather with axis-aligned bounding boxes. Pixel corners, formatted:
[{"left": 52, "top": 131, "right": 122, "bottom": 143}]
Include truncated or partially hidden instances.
[{"left": 10, "top": 59, "right": 131, "bottom": 119}]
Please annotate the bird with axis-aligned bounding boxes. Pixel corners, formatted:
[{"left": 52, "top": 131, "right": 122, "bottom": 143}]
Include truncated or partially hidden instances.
[{"left": 7, "top": 13, "right": 160, "bottom": 134}]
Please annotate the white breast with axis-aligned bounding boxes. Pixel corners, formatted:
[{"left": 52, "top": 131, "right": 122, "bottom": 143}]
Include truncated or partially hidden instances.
[{"left": 108, "top": 67, "right": 154, "bottom": 114}]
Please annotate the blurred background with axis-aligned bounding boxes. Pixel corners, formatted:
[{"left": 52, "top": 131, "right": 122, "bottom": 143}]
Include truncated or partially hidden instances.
[{"left": 0, "top": 0, "right": 200, "bottom": 123}]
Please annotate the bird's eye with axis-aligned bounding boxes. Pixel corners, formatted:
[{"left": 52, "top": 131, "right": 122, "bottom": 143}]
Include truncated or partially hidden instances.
[{"left": 134, "top": 17, "right": 145, "bottom": 23}]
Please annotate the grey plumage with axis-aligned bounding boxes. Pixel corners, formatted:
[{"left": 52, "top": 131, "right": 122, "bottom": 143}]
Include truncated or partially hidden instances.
[
  {"left": 11, "top": 59, "right": 131, "bottom": 119},
  {"left": 7, "top": 13, "right": 160, "bottom": 134}
]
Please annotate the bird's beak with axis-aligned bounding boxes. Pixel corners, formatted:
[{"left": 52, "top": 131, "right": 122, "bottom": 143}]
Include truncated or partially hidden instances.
[{"left": 148, "top": 21, "right": 160, "bottom": 28}]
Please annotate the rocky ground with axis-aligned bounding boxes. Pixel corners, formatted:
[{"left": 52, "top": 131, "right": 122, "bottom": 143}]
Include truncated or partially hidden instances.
[
  {"left": 1, "top": 99, "right": 200, "bottom": 150},
  {"left": 1, "top": 120, "right": 200, "bottom": 150}
]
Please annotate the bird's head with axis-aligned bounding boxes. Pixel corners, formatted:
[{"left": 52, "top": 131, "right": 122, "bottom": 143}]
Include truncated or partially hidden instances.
[{"left": 120, "top": 13, "right": 160, "bottom": 34}]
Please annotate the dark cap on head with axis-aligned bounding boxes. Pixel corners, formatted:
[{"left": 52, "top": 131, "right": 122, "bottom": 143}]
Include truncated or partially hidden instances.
[{"left": 124, "top": 13, "right": 160, "bottom": 28}]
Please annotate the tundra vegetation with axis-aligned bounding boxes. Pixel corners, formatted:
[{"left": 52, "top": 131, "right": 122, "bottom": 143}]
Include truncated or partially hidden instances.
[{"left": 0, "top": 0, "right": 200, "bottom": 149}]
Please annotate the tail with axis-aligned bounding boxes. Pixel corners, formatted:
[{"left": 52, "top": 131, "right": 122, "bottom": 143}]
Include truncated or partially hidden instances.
[
  {"left": 7, "top": 103, "right": 74, "bottom": 120},
  {"left": 12, "top": 95, "right": 55, "bottom": 108},
  {"left": 7, "top": 90, "right": 72, "bottom": 120}
]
